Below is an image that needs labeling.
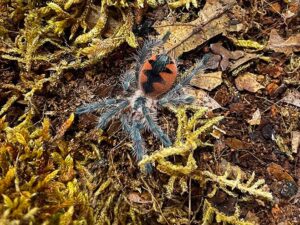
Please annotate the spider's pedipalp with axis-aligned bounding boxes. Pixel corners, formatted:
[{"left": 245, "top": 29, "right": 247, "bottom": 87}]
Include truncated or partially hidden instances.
[
  {"left": 141, "top": 102, "right": 172, "bottom": 147},
  {"left": 97, "top": 100, "right": 129, "bottom": 129},
  {"left": 121, "top": 69, "right": 135, "bottom": 92},
  {"left": 75, "top": 98, "right": 118, "bottom": 115}
]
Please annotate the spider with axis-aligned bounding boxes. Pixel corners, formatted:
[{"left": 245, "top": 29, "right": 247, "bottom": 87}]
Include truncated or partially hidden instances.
[{"left": 76, "top": 33, "right": 213, "bottom": 172}]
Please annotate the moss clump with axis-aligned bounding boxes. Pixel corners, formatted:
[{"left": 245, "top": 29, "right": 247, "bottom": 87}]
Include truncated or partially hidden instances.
[{"left": 0, "top": 112, "right": 94, "bottom": 224}]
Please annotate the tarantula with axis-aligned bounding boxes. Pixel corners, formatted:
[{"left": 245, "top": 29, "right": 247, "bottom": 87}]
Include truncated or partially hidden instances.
[{"left": 76, "top": 33, "right": 212, "bottom": 172}]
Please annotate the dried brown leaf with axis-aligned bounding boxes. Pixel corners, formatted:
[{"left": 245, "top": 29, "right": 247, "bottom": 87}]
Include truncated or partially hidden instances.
[
  {"left": 267, "top": 29, "right": 300, "bottom": 55},
  {"left": 235, "top": 72, "right": 264, "bottom": 93},
  {"left": 258, "top": 63, "right": 284, "bottom": 78},
  {"left": 210, "top": 42, "right": 244, "bottom": 71},
  {"left": 282, "top": 0, "right": 299, "bottom": 21},
  {"left": 266, "top": 83, "right": 279, "bottom": 96},
  {"left": 183, "top": 87, "right": 221, "bottom": 110},
  {"left": 267, "top": 163, "right": 294, "bottom": 182},
  {"left": 229, "top": 53, "right": 257, "bottom": 72},
  {"left": 247, "top": 109, "right": 261, "bottom": 125},
  {"left": 190, "top": 71, "right": 223, "bottom": 91},
  {"left": 281, "top": 90, "right": 300, "bottom": 107},
  {"left": 268, "top": 2, "right": 282, "bottom": 13},
  {"left": 155, "top": 0, "right": 237, "bottom": 58},
  {"left": 225, "top": 138, "right": 249, "bottom": 150}
]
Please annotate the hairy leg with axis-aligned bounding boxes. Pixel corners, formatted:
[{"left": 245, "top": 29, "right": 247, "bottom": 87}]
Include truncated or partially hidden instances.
[
  {"left": 121, "top": 69, "right": 136, "bottom": 92},
  {"left": 130, "top": 121, "right": 145, "bottom": 162},
  {"left": 158, "top": 94, "right": 194, "bottom": 106},
  {"left": 159, "top": 53, "right": 214, "bottom": 106},
  {"left": 140, "top": 102, "right": 172, "bottom": 147},
  {"left": 97, "top": 100, "right": 129, "bottom": 129},
  {"left": 121, "top": 116, "right": 152, "bottom": 173},
  {"left": 76, "top": 98, "right": 118, "bottom": 115}
]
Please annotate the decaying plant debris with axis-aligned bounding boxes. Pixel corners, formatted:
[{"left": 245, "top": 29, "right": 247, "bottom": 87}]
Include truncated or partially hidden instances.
[{"left": 0, "top": 0, "right": 299, "bottom": 224}]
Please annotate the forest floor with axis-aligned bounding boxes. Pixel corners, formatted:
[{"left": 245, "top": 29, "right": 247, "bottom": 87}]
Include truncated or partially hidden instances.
[{"left": 0, "top": 0, "right": 299, "bottom": 224}]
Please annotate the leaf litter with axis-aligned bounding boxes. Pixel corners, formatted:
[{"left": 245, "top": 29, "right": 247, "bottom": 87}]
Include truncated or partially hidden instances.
[
  {"left": 190, "top": 71, "right": 223, "bottom": 91},
  {"left": 0, "top": 0, "right": 299, "bottom": 224},
  {"left": 267, "top": 29, "right": 300, "bottom": 55},
  {"left": 235, "top": 72, "right": 264, "bottom": 93}
]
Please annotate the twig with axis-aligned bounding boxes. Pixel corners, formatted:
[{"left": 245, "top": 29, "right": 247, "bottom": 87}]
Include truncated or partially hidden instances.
[
  {"left": 142, "top": 178, "right": 170, "bottom": 225},
  {"left": 188, "top": 177, "right": 192, "bottom": 224}
]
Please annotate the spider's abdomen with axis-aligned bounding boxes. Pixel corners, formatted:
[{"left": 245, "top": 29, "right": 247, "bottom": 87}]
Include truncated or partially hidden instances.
[{"left": 139, "top": 54, "right": 177, "bottom": 99}]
